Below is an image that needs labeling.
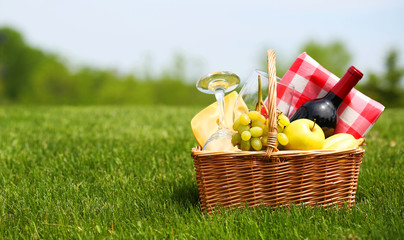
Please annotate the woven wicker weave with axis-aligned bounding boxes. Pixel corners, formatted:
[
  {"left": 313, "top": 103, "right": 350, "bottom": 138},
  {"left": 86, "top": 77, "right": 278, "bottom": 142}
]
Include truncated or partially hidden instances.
[{"left": 191, "top": 50, "right": 365, "bottom": 214}]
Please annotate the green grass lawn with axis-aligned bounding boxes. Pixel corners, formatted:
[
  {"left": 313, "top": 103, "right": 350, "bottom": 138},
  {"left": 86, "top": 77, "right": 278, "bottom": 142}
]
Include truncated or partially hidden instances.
[{"left": 0, "top": 106, "right": 402, "bottom": 239}]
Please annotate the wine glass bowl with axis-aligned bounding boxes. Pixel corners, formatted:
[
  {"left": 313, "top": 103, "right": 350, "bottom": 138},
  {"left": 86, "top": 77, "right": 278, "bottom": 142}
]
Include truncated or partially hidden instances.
[
  {"left": 234, "top": 70, "right": 268, "bottom": 120},
  {"left": 234, "top": 69, "right": 295, "bottom": 123},
  {"left": 196, "top": 71, "right": 240, "bottom": 94},
  {"left": 275, "top": 78, "right": 295, "bottom": 118}
]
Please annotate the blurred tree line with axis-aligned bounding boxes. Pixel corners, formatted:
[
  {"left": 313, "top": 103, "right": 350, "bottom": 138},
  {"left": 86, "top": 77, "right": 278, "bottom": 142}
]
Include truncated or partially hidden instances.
[
  {"left": 1, "top": 27, "right": 403, "bottom": 107},
  {"left": 0, "top": 27, "right": 212, "bottom": 106}
]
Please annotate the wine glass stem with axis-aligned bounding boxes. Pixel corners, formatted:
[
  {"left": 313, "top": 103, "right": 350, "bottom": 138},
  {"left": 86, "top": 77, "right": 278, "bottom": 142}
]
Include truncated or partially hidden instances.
[{"left": 214, "top": 88, "right": 226, "bottom": 129}]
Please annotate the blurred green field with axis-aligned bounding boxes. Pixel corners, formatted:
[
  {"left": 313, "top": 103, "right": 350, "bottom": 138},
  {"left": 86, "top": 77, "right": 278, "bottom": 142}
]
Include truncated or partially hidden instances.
[{"left": 0, "top": 106, "right": 402, "bottom": 239}]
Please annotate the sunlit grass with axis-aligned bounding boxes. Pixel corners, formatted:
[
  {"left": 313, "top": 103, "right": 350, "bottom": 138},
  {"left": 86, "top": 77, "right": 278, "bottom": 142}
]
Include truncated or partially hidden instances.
[{"left": 0, "top": 106, "right": 402, "bottom": 239}]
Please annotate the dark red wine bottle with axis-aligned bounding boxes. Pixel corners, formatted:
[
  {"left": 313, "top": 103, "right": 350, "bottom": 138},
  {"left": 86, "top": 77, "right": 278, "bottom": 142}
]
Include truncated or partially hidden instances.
[{"left": 289, "top": 66, "right": 363, "bottom": 137}]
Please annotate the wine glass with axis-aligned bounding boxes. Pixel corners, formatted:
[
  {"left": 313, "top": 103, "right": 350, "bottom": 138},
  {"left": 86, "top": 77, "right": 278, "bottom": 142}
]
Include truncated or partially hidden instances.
[
  {"left": 274, "top": 77, "right": 295, "bottom": 118},
  {"left": 196, "top": 71, "right": 240, "bottom": 151},
  {"left": 233, "top": 70, "right": 294, "bottom": 120},
  {"left": 234, "top": 69, "right": 295, "bottom": 124}
]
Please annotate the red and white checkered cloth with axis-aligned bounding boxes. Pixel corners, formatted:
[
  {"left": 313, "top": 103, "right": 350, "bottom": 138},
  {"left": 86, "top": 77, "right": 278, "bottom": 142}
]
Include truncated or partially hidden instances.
[{"left": 277, "top": 52, "right": 385, "bottom": 139}]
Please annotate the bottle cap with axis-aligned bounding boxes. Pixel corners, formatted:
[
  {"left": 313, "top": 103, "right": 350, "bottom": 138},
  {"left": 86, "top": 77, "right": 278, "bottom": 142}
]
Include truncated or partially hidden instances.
[
  {"left": 348, "top": 66, "right": 363, "bottom": 79},
  {"left": 332, "top": 65, "right": 363, "bottom": 100}
]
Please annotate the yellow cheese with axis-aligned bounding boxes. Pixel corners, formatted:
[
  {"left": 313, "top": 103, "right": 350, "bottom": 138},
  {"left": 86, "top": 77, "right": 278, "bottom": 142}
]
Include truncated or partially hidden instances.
[{"left": 191, "top": 91, "right": 248, "bottom": 147}]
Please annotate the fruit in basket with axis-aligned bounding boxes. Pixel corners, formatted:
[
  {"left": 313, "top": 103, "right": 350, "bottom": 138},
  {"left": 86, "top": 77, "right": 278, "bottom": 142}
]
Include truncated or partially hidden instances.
[
  {"left": 191, "top": 91, "right": 247, "bottom": 147},
  {"left": 283, "top": 119, "right": 325, "bottom": 150},
  {"left": 250, "top": 126, "right": 263, "bottom": 137},
  {"left": 275, "top": 113, "right": 290, "bottom": 149},
  {"left": 277, "top": 133, "right": 289, "bottom": 146},
  {"left": 251, "top": 137, "right": 263, "bottom": 150},
  {"left": 241, "top": 131, "right": 252, "bottom": 141},
  {"left": 277, "top": 113, "right": 290, "bottom": 133},
  {"left": 232, "top": 110, "right": 295, "bottom": 151},
  {"left": 278, "top": 114, "right": 290, "bottom": 129},
  {"left": 232, "top": 110, "right": 267, "bottom": 151},
  {"left": 239, "top": 113, "right": 250, "bottom": 125},
  {"left": 240, "top": 139, "right": 251, "bottom": 151},
  {"left": 231, "top": 132, "right": 241, "bottom": 145},
  {"left": 323, "top": 133, "right": 365, "bottom": 150}
]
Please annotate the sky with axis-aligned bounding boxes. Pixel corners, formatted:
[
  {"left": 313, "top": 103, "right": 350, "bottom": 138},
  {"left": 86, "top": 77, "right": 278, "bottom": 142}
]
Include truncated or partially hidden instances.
[{"left": 1, "top": 0, "right": 403, "bottom": 83}]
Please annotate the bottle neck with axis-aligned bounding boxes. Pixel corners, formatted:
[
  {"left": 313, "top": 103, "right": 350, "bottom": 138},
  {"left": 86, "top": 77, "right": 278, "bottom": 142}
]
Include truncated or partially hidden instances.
[
  {"left": 324, "top": 91, "right": 343, "bottom": 107},
  {"left": 331, "top": 66, "right": 363, "bottom": 100}
]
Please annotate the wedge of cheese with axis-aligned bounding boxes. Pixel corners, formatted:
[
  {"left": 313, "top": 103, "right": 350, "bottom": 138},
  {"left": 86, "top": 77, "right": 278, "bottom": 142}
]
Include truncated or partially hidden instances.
[{"left": 191, "top": 91, "right": 248, "bottom": 147}]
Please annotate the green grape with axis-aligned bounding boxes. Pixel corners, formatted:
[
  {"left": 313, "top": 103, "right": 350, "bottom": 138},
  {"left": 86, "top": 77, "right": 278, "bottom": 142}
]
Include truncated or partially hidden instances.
[
  {"left": 231, "top": 133, "right": 241, "bottom": 145},
  {"left": 261, "top": 136, "right": 267, "bottom": 146},
  {"left": 239, "top": 114, "right": 250, "bottom": 125},
  {"left": 233, "top": 118, "right": 241, "bottom": 131},
  {"left": 240, "top": 140, "right": 251, "bottom": 151},
  {"left": 251, "top": 119, "right": 266, "bottom": 129},
  {"left": 251, "top": 137, "right": 262, "bottom": 151},
  {"left": 277, "top": 133, "right": 289, "bottom": 146},
  {"left": 257, "top": 114, "right": 266, "bottom": 124},
  {"left": 263, "top": 125, "right": 269, "bottom": 136},
  {"left": 247, "top": 111, "right": 260, "bottom": 121},
  {"left": 250, "top": 126, "right": 263, "bottom": 138},
  {"left": 238, "top": 125, "right": 250, "bottom": 134},
  {"left": 241, "top": 131, "right": 251, "bottom": 141},
  {"left": 278, "top": 114, "right": 290, "bottom": 128},
  {"left": 277, "top": 123, "right": 284, "bottom": 133}
]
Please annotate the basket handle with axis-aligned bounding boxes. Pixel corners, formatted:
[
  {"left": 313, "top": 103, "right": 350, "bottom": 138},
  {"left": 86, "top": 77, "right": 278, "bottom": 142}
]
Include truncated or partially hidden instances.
[{"left": 265, "top": 50, "right": 279, "bottom": 157}]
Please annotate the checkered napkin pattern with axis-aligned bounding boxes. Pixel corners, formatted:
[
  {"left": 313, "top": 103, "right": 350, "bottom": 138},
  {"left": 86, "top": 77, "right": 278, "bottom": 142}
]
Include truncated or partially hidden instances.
[{"left": 278, "top": 52, "right": 385, "bottom": 139}]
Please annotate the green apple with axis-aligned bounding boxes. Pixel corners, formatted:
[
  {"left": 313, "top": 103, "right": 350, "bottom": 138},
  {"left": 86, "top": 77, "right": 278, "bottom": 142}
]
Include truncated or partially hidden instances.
[{"left": 283, "top": 119, "right": 325, "bottom": 150}]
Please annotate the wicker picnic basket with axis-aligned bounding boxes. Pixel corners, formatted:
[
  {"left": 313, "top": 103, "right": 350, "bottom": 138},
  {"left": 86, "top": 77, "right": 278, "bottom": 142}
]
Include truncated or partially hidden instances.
[{"left": 191, "top": 50, "right": 365, "bottom": 214}]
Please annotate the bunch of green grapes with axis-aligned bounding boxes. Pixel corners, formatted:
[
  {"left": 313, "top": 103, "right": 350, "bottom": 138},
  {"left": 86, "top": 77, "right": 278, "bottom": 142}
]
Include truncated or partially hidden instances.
[
  {"left": 232, "top": 111, "right": 291, "bottom": 151},
  {"left": 231, "top": 111, "right": 268, "bottom": 151},
  {"left": 277, "top": 113, "right": 290, "bottom": 148}
]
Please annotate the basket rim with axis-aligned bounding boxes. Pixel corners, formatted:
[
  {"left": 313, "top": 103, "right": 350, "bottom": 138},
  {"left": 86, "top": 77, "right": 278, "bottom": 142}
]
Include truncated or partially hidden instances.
[{"left": 191, "top": 146, "right": 365, "bottom": 158}]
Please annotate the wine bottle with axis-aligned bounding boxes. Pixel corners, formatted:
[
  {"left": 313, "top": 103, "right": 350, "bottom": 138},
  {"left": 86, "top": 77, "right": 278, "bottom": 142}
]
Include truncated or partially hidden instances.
[{"left": 289, "top": 66, "right": 363, "bottom": 137}]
